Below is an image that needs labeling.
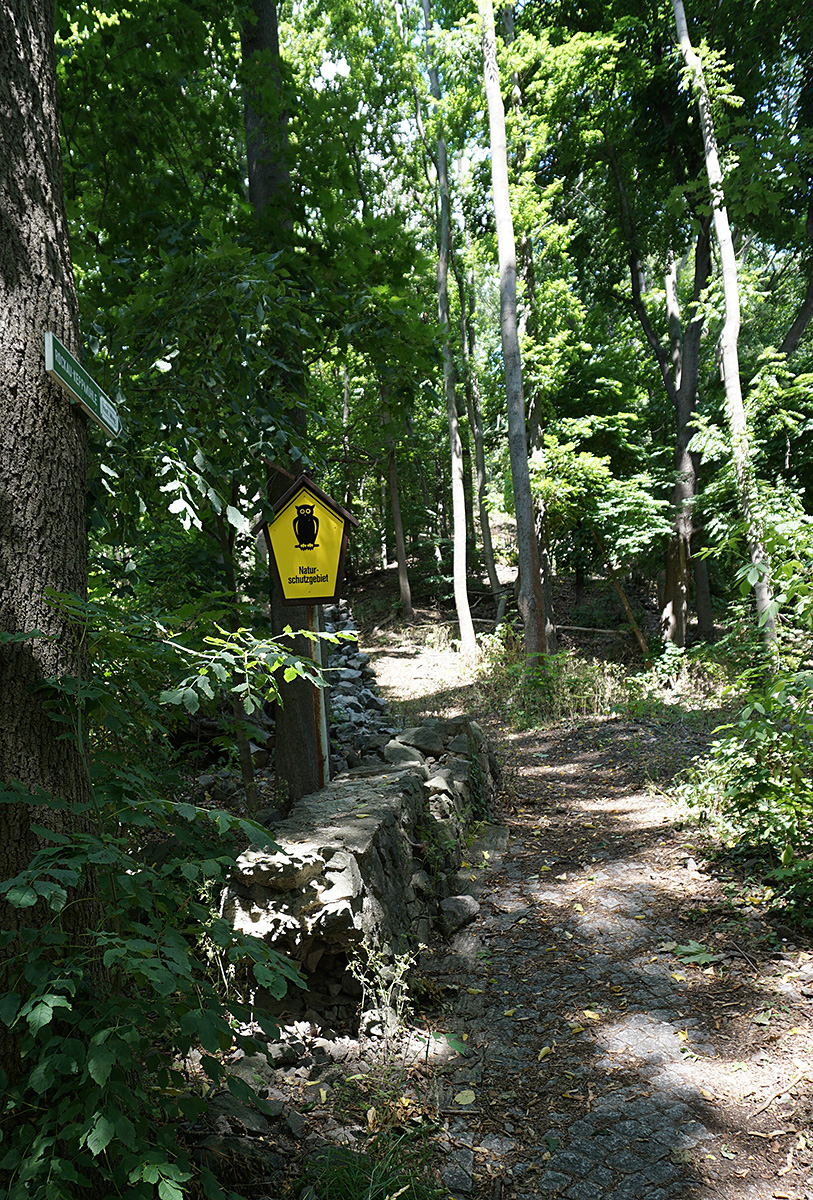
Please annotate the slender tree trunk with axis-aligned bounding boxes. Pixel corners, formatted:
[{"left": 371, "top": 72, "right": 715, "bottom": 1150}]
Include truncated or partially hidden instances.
[
  {"left": 592, "top": 534, "right": 649, "bottom": 657},
  {"left": 478, "top": 0, "right": 553, "bottom": 657},
  {"left": 0, "top": 0, "right": 94, "bottom": 1086},
  {"left": 671, "top": 0, "right": 777, "bottom": 651},
  {"left": 421, "top": 0, "right": 476, "bottom": 655},
  {"left": 382, "top": 395, "right": 414, "bottom": 621},
  {"left": 661, "top": 223, "right": 712, "bottom": 645},
  {"left": 453, "top": 252, "right": 504, "bottom": 609}
]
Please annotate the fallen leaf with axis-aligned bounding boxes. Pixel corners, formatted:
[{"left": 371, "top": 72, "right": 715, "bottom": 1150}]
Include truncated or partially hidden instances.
[
  {"left": 467, "top": 988, "right": 483, "bottom": 995},
  {"left": 556, "top": 873, "right": 568, "bottom": 881},
  {"left": 671, "top": 972, "right": 686, "bottom": 982},
  {"left": 454, "top": 1089, "right": 476, "bottom": 1106},
  {"left": 720, "top": 1145, "right": 736, "bottom": 1159},
  {"left": 320, "top": 1088, "right": 328, "bottom": 1104},
  {"left": 583, "top": 1010, "right": 601, "bottom": 1020},
  {"left": 752, "top": 1011, "right": 771, "bottom": 1026},
  {"left": 563, "top": 931, "right": 574, "bottom": 940},
  {"left": 569, "top": 1025, "right": 586, "bottom": 1035},
  {"left": 573, "top": 903, "right": 585, "bottom": 913},
  {"left": 700, "top": 1088, "right": 715, "bottom": 1101},
  {"left": 504, "top": 1008, "right": 516, "bottom": 1017},
  {"left": 538, "top": 1046, "right": 553, "bottom": 1061}
]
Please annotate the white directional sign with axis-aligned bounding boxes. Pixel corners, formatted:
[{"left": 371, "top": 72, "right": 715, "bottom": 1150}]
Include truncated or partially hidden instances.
[{"left": 44, "top": 332, "right": 121, "bottom": 439}]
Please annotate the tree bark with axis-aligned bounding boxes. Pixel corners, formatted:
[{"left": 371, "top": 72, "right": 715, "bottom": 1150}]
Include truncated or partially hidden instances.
[
  {"left": 478, "top": 0, "right": 553, "bottom": 658},
  {"left": 0, "top": 0, "right": 92, "bottom": 1084},
  {"left": 421, "top": 0, "right": 476, "bottom": 655},
  {"left": 241, "top": 0, "right": 290, "bottom": 240},
  {"left": 671, "top": 0, "right": 777, "bottom": 650}
]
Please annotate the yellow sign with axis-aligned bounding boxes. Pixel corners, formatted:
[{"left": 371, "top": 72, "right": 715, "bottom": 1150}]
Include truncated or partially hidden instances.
[{"left": 263, "top": 477, "right": 357, "bottom": 606}]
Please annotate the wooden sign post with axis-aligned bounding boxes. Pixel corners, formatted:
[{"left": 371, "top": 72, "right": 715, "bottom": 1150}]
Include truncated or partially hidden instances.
[{"left": 259, "top": 476, "right": 358, "bottom": 790}]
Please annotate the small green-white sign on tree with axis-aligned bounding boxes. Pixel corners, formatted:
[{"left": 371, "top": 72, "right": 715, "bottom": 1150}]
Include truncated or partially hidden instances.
[{"left": 44, "top": 331, "right": 121, "bottom": 439}]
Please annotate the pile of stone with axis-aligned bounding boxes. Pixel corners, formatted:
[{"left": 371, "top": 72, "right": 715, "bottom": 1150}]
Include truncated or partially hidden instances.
[{"left": 321, "top": 600, "right": 396, "bottom": 772}]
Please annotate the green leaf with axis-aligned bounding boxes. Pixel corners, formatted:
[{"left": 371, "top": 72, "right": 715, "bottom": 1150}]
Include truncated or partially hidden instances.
[
  {"left": 84, "top": 1114, "right": 115, "bottom": 1157},
  {"left": 87, "top": 1043, "right": 117, "bottom": 1086},
  {"left": 0, "top": 992, "right": 20, "bottom": 1027},
  {"left": 5, "top": 885, "right": 38, "bottom": 909},
  {"left": 25, "top": 995, "right": 71, "bottom": 1033},
  {"left": 225, "top": 505, "right": 249, "bottom": 534}
]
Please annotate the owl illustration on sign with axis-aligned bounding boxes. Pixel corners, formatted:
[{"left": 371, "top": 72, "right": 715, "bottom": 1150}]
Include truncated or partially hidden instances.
[{"left": 293, "top": 503, "right": 319, "bottom": 550}]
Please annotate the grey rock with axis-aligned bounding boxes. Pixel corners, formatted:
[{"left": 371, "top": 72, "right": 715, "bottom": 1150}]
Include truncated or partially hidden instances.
[
  {"left": 397, "top": 726, "right": 447, "bottom": 756},
  {"left": 439, "top": 895, "right": 480, "bottom": 933},
  {"left": 384, "top": 740, "right": 425, "bottom": 765}
]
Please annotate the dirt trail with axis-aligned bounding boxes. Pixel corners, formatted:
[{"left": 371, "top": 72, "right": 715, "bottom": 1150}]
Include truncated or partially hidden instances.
[{"left": 371, "top": 638, "right": 813, "bottom": 1200}]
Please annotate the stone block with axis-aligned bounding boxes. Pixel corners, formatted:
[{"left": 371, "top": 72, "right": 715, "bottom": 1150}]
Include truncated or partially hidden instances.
[{"left": 383, "top": 740, "right": 425, "bottom": 765}]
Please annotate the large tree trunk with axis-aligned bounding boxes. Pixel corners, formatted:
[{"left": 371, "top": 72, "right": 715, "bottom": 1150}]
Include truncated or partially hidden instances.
[
  {"left": 0, "top": 0, "right": 91, "bottom": 1084},
  {"left": 671, "top": 0, "right": 777, "bottom": 651},
  {"left": 241, "top": 0, "right": 290, "bottom": 240},
  {"left": 421, "top": 0, "right": 476, "bottom": 655},
  {"left": 478, "top": 0, "right": 553, "bottom": 657},
  {"left": 243, "top": 0, "right": 327, "bottom": 799}
]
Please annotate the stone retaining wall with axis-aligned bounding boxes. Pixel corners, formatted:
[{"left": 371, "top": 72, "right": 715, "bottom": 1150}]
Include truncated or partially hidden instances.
[{"left": 223, "top": 717, "right": 497, "bottom": 975}]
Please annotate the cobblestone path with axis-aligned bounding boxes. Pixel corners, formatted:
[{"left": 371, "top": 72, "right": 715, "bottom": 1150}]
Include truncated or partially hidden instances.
[{"left": 425, "top": 721, "right": 813, "bottom": 1200}]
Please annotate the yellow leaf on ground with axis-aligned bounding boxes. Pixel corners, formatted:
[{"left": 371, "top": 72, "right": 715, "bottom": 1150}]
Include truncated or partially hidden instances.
[
  {"left": 504, "top": 1009, "right": 516, "bottom": 1017},
  {"left": 574, "top": 903, "right": 585, "bottom": 913},
  {"left": 672, "top": 972, "right": 686, "bottom": 982},
  {"left": 583, "top": 1010, "right": 601, "bottom": 1020},
  {"left": 538, "top": 1046, "right": 553, "bottom": 1060},
  {"left": 454, "top": 1089, "right": 476, "bottom": 1106}
]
